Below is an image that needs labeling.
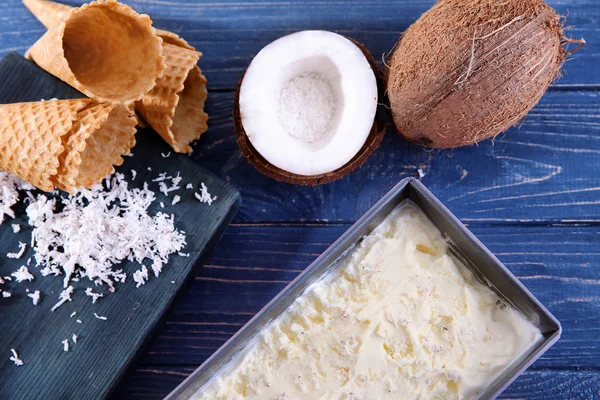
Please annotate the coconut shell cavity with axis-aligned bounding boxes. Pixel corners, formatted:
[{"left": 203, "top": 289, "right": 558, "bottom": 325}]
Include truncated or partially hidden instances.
[{"left": 235, "top": 30, "right": 384, "bottom": 185}]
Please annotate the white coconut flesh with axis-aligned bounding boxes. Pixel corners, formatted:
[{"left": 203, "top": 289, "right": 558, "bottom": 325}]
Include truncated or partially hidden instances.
[{"left": 239, "top": 30, "right": 378, "bottom": 176}]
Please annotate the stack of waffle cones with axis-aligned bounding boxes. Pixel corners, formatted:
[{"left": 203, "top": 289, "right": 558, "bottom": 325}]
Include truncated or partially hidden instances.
[
  {"left": 24, "top": 0, "right": 209, "bottom": 154},
  {"left": 0, "top": 99, "right": 136, "bottom": 193},
  {"left": 0, "top": 0, "right": 209, "bottom": 193}
]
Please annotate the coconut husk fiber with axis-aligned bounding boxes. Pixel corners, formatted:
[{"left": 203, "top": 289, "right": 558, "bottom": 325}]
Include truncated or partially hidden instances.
[
  {"left": 0, "top": 99, "right": 136, "bottom": 193},
  {"left": 24, "top": 0, "right": 209, "bottom": 153},
  {"left": 26, "top": 0, "right": 165, "bottom": 105},
  {"left": 386, "top": 0, "right": 584, "bottom": 148},
  {"left": 235, "top": 38, "right": 386, "bottom": 186}
]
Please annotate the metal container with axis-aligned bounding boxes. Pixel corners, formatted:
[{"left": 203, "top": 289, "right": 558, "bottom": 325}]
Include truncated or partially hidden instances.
[{"left": 167, "top": 177, "right": 561, "bottom": 400}]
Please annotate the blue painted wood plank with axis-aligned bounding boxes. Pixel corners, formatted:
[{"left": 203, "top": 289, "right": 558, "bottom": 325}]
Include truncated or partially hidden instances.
[
  {"left": 113, "top": 366, "right": 600, "bottom": 399},
  {"left": 133, "top": 225, "right": 600, "bottom": 369},
  {"left": 0, "top": 0, "right": 597, "bottom": 89},
  {"left": 195, "top": 91, "right": 600, "bottom": 224}
]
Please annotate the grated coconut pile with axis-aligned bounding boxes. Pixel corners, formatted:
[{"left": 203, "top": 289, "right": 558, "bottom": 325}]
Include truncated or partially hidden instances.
[
  {"left": 0, "top": 172, "right": 34, "bottom": 224},
  {"left": 0, "top": 169, "right": 217, "bottom": 366},
  {"left": 27, "top": 173, "right": 187, "bottom": 290}
]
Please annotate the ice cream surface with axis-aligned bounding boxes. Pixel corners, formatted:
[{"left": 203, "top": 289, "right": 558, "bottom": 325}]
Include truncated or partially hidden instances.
[{"left": 194, "top": 202, "right": 542, "bottom": 400}]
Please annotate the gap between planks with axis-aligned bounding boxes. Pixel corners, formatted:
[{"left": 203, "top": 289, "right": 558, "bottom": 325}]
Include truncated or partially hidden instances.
[{"left": 231, "top": 219, "right": 600, "bottom": 227}]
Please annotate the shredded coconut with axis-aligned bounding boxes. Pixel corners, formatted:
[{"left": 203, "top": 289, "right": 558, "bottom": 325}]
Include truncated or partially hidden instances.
[
  {"left": 277, "top": 72, "right": 336, "bottom": 143},
  {"left": 160, "top": 202, "right": 165, "bottom": 208},
  {"left": 131, "top": 170, "right": 137, "bottom": 180},
  {"left": 11, "top": 266, "right": 34, "bottom": 282},
  {"left": 9, "top": 349, "right": 23, "bottom": 366},
  {"left": 195, "top": 183, "right": 217, "bottom": 205},
  {"left": 0, "top": 172, "right": 34, "bottom": 225},
  {"left": 418, "top": 168, "right": 425, "bottom": 179},
  {"left": 186, "top": 184, "right": 193, "bottom": 190},
  {"left": 156, "top": 172, "right": 182, "bottom": 196},
  {"left": 70, "top": 311, "right": 77, "bottom": 318},
  {"left": 84, "top": 288, "right": 103, "bottom": 304},
  {"left": 27, "top": 290, "right": 41, "bottom": 305},
  {"left": 7, "top": 242, "right": 27, "bottom": 259},
  {"left": 133, "top": 265, "right": 149, "bottom": 288},
  {"left": 0, "top": 170, "right": 196, "bottom": 361},
  {"left": 151, "top": 260, "right": 163, "bottom": 277},
  {"left": 161, "top": 152, "right": 171, "bottom": 158},
  {"left": 26, "top": 174, "right": 186, "bottom": 291},
  {"left": 152, "top": 172, "right": 169, "bottom": 183},
  {"left": 51, "top": 286, "right": 74, "bottom": 312}
]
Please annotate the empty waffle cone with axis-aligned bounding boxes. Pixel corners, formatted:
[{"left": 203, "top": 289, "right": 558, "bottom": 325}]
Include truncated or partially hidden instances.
[
  {"left": 26, "top": 0, "right": 165, "bottom": 105},
  {"left": 23, "top": 0, "right": 71, "bottom": 28},
  {"left": 136, "top": 43, "right": 209, "bottom": 154},
  {"left": 23, "top": 0, "right": 209, "bottom": 153},
  {"left": 24, "top": 0, "right": 195, "bottom": 50},
  {"left": 0, "top": 99, "right": 137, "bottom": 193}
]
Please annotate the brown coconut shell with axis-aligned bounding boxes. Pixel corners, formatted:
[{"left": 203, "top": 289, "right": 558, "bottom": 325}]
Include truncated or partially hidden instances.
[
  {"left": 386, "top": 0, "right": 582, "bottom": 148},
  {"left": 235, "top": 37, "right": 387, "bottom": 185}
]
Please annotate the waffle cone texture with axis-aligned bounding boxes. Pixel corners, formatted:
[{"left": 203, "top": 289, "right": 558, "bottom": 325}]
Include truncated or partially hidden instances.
[
  {"left": 24, "top": 0, "right": 209, "bottom": 153},
  {"left": 0, "top": 99, "right": 137, "bottom": 193},
  {"left": 26, "top": 0, "right": 165, "bottom": 105},
  {"left": 136, "top": 43, "right": 208, "bottom": 154}
]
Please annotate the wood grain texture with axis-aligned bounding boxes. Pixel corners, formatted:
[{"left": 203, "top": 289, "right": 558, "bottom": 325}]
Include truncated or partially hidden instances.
[
  {"left": 197, "top": 91, "right": 600, "bottom": 223},
  {"left": 0, "top": 0, "right": 596, "bottom": 89}
]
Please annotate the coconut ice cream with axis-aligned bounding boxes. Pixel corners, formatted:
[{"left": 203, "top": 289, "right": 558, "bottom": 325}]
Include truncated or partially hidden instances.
[{"left": 194, "top": 202, "right": 542, "bottom": 400}]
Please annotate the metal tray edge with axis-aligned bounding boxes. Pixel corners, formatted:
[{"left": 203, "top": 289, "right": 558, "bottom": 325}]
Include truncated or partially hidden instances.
[{"left": 166, "top": 177, "right": 561, "bottom": 400}]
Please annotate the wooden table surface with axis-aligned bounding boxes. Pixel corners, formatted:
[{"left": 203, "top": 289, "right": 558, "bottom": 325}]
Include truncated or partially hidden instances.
[{"left": 2, "top": 0, "right": 600, "bottom": 398}]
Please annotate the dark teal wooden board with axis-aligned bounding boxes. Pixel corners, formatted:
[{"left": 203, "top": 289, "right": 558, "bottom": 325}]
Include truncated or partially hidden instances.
[{"left": 0, "top": 53, "right": 241, "bottom": 399}]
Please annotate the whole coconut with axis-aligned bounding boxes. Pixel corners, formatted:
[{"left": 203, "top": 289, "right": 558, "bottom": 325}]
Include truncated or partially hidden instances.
[{"left": 386, "top": 0, "right": 582, "bottom": 148}]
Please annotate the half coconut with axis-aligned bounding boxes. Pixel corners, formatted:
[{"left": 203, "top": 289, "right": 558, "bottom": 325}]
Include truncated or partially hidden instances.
[{"left": 235, "top": 30, "right": 385, "bottom": 185}]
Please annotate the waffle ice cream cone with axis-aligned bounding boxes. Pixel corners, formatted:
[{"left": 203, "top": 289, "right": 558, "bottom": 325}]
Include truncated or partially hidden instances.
[
  {"left": 136, "top": 43, "right": 209, "bottom": 154},
  {"left": 23, "top": 0, "right": 71, "bottom": 28},
  {"left": 23, "top": 0, "right": 209, "bottom": 153},
  {"left": 0, "top": 99, "right": 136, "bottom": 193},
  {"left": 26, "top": 0, "right": 165, "bottom": 105},
  {"left": 155, "top": 29, "right": 195, "bottom": 50},
  {"left": 24, "top": 0, "right": 195, "bottom": 50}
]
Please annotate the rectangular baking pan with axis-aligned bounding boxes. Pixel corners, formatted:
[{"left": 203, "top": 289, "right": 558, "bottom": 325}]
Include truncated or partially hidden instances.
[{"left": 166, "top": 177, "right": 561, "bottom": 400}]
